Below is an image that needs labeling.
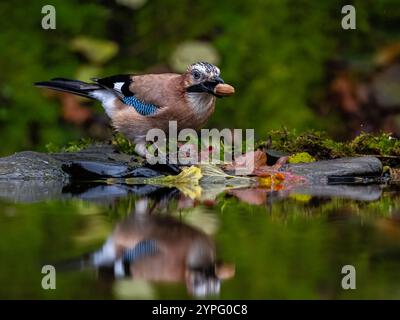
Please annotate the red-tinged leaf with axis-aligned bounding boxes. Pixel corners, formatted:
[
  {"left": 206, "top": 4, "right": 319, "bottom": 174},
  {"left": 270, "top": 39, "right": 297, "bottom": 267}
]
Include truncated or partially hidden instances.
[
  {"left": 272, "top": 156, "right": 289, "bottom": 169},
  {"left": 223, "top": 150, "right": 267, "bottom": 175}
]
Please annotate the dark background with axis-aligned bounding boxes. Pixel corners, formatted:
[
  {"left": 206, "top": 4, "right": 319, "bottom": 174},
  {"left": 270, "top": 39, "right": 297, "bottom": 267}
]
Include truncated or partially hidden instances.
[{"left": 0, "top": 0, "right": 399, "bottom": 155}]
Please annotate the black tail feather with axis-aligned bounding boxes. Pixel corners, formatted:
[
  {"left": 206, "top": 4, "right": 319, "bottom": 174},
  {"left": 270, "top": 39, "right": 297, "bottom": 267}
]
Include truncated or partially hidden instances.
[{"left": 34, "top": 78, "right": 102, "bottom": 99}]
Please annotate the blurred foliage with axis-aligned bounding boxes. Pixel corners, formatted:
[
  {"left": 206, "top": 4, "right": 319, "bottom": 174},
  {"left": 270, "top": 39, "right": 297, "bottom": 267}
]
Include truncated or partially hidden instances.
[
  {"left": 70, "top": 36, "right": 119, "bottom": 64},
  {"left": 170, "top": 40, "right": 220, "bottom": 72},
  {"left": 0, "top": 0, "right": 399, "bottom": 155}
]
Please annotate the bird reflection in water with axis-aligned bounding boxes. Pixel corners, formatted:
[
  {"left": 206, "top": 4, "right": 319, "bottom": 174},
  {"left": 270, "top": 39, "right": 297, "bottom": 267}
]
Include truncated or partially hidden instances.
[{"left": 64, "top": 198, "right": 235, "bottom": 297}]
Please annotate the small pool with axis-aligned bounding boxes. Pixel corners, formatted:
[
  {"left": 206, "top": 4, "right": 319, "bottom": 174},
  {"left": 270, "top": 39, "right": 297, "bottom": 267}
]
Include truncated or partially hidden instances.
[{"left": 1, "top": 182, "right": 400, "bottom": 299}]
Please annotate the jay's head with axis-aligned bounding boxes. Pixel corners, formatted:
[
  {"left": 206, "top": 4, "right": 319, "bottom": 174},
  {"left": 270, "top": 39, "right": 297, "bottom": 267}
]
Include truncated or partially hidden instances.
[{"left": 185, "top": 62, "right": 229, "bottom": 98}]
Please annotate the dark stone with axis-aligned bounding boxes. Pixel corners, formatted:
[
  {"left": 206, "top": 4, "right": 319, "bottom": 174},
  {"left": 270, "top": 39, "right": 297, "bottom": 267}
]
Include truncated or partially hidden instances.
[
  {"left": 0, "top": 147, "right": 385, "bottom": 203},
  {"left": 281, "top": 156, "right": 383, "bottom": 184},
  {"left": 327, "top": 175, "right": 390, "bottom": 185},
  {"left": 0, "top": 151, "right": 68, "bottom": 181},
  {"left": 62, "top": 161, "right": 133, "bottom": 179},
  {"left": 265, "top": 149, "right": 290, "bottom": 166},
  {"left": 0, "top": 144, "right": 177, "bottom": 203},
  {"left": 51, "top": 144, "right": 144, "bottom": 169},
  {"left": 62, "top": 161, "right": 161, "bottom": 179}
]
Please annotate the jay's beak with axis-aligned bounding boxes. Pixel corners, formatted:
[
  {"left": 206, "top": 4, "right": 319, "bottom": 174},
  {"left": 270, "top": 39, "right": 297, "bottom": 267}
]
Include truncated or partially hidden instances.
[{"left": 186, "top": 76, "right": 225, "bottom": 97}]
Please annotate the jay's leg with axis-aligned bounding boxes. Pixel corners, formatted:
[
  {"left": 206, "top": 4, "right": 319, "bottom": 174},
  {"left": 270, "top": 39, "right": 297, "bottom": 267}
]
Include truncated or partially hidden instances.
[{"left": 134, "top": 143, "right": 148, "bottom": 158}]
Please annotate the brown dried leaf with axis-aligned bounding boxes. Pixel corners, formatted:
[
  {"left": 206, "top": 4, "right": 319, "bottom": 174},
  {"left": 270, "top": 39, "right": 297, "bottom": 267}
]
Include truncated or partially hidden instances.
[{"left": 223, "top": 150, "right": 267, "bottom": 175}]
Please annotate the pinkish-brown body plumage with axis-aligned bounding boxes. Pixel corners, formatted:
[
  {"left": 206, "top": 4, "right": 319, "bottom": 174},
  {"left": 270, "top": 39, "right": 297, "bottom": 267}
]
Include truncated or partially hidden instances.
[{"left": 112, "top": 73, "right": 215, "bottom": 143}]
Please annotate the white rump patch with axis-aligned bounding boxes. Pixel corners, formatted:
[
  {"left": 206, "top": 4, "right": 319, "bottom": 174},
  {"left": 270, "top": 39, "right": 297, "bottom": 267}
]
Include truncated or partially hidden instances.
[
  {"left": 113, "top": 82, "right": 124, "bottom": 91},
  {"left": 91, "top": 237, "right": 116, "bottom": 266}
]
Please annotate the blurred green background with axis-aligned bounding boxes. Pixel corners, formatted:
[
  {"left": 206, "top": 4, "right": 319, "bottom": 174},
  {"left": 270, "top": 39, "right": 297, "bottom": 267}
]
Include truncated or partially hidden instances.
[{"left": 0, "top": 0, "right": 399, "bottom": 156}]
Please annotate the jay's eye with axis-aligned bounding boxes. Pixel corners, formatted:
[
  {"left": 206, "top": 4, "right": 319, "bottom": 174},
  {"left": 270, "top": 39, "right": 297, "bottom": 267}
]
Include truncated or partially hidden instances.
[{"left": 192, "top": 70, "right": 201, "bottom": 80}]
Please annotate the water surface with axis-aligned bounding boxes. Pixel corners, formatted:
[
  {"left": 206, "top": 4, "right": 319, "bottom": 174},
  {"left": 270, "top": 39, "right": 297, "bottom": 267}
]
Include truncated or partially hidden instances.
[{"left": 1, "top": 182, "right": 400, "bottom": 299}]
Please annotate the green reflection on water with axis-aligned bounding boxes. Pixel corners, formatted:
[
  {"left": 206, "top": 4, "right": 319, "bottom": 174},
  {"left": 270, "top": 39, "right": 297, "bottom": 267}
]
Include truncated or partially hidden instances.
[{"left": 1, "top": 189, "right": 400, "bottom": 299}]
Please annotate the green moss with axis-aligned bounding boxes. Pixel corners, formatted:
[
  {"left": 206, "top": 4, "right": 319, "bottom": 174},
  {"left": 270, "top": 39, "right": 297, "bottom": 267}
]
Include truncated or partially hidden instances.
[
  {"left": 264, "top": 128, "right": 351, "bottom": 159},
  {"left": 46, "top": 138, "right": 94, "bottom": 153},
  {"left": 111, "top": 133, "right": 136, "bottom": 155},
  {"left": 288, "top": 152, "right": 316, "bottom": 164},
  {"left": 262, "top": 128, "right": 400, "bottom": 167},
  {"left": 47, "top": 133, "right": 142, "bottom": 155},
  {"left": 46, "top": 133, "right": 148, "bottom": 156},
  {"left": 47, "top": 129, "right": 400, "bottom": 168},
  {"left": 350, "top": 132, "right": 400, "bottom": 157}
]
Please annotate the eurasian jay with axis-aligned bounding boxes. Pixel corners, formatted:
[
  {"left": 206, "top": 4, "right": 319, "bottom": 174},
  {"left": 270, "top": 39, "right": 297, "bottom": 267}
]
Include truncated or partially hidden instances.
[{"left": 35, "top": 62, "right": 235, "bottom": 156}]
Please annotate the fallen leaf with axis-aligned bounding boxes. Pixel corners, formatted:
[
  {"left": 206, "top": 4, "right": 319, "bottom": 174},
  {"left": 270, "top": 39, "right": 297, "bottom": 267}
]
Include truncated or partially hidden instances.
[
  {"left": 257, "top": 173, "right": 285, "bottom": 188},
  {"left": 223, "top": 150, "right": 267, "bottom": 175},
  {"left": 198, "top": 164, "right": 254, "bottom": 185},
  {"left": 108, "top": 166, "right": 202, "bottom": 199}
]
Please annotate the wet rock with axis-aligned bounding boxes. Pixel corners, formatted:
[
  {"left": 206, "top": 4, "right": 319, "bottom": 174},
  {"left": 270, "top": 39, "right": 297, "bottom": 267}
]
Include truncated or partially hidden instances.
[
  {"left": 0, "top": 145, "right": 147, "bottom": 181},
  {"left": 62, "top": 161, "right": 133, "bottom": 179},
  {"left": 0, "top": 144, "right": 176, "bottom": 203},
  {"left": 327, "top": 174, "right": 390, "bottom": 185},
  {"left": 53, "top": 144, "right": 179, "bottom": 178},
  {"left": 281, "top": 156, "right": 382, "bottom": 184},
  {"left": 62, "top": 161, "right": 161, "bottom": 179},
  {"left": 51, "top": 144, "right": 144, "bottom": 170},
  {"left": 265, "top": 149, "right": 290, "bottom": 166},
  {"left": 0, "top": 147, "right": 385, "bottom": 203},
  {"left": 0, "top": 151, "right": 68, "bottom": 181}
]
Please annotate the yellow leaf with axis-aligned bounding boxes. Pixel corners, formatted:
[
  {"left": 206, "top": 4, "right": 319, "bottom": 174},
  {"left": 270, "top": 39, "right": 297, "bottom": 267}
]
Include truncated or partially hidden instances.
[{"left": 108, "top": 166, "right": 202, "bottom": 199}]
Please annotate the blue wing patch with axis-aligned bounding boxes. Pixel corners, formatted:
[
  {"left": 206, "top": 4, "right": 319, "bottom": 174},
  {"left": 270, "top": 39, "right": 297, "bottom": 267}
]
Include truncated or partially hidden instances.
[
  {"left": 122, "top": 239, "right": 159, "bottom": 263},
  {"left": 122, "top": 96, "right": 158, "bottom": 116}
]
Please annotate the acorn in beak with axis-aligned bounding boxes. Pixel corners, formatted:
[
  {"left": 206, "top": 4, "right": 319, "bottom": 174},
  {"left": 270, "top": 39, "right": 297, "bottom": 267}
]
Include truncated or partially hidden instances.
[
  {"left": 187, "top": 76, "right": 235, "bottom": 98},
  {"left": 213, "top": 83, "right": 235, "bottom": 97},
  {"left": 208, "top": 76, "right": 235, "bottom": 97}
]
